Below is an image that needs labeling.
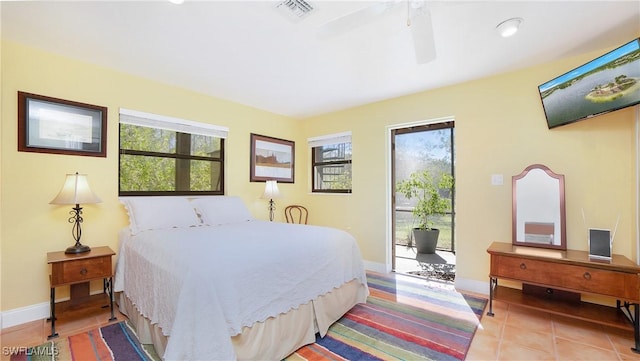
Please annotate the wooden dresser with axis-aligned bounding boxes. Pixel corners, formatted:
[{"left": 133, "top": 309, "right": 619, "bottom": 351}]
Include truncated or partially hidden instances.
[{"left": 487, "top": 241, "right": 640, "bottom": 352}]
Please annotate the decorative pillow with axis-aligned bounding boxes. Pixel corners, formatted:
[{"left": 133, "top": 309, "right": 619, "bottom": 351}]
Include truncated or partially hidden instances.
[
  {"left": 191, "top": 196, "right": 254, "bottom": 226},
  {"left": 120, "top": 196, "right": 202, "bottom": 234}
]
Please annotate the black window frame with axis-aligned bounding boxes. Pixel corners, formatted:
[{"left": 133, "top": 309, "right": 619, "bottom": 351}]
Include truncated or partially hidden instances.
[
  {"left": 118, "top": 123, "right": 225, "bottom": 196},
  {"left": 311, "top": 142, "right": 352, "bottom": 194}
]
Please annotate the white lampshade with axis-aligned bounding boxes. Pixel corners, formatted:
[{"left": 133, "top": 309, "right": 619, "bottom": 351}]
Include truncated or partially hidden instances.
[
  {"left": 261, "top": 180, "right": 281, "bottom": 199},
  {"left": 50, "top": 172, "right": 102, "bottom": 205}
]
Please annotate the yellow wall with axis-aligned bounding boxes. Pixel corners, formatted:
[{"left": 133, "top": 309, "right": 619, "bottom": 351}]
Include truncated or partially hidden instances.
[
  {"left": 302, "top": 47, "right": 638, "bottom": 284},
  {"left": 1, "top": 38, "right": 639, "bottom": 316},
  {"left": 0, "top": 5, "right": 4, "bottom": 325},
  {"left": 0, "top": 41, "right": 307, "bottom": 311}
]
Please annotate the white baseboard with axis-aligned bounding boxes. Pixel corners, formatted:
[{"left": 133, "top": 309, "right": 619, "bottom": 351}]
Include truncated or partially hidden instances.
[
  {"left": 363, "top": 260, "right": 389, "bottom": 274},
  {"left": 1, "top": 302, "right": 50, "bottom": 329},
  {"left": 1, "top": 293, "right": 101, "bottom": 329},
  {"left": 455, "top": 277, "right": 489, "bottom": 296}
]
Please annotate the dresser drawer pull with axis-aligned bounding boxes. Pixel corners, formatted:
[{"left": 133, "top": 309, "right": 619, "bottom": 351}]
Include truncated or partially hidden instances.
[
  {"left": 519, "top": 263, "right": 527, "bottom": 270},
  {"left": 80, "top": 267, "right": 88, "bottom": 276},
  {"left": 583, "top": 272, "right": 591, "bottom": 280}
]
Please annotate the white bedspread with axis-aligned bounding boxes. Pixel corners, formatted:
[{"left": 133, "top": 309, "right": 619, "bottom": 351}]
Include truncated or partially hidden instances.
[{"left": 114, "top": 220, "right": 368, "bottom": 361}]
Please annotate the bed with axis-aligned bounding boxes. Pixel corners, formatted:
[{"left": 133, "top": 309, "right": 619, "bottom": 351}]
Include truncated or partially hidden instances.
[{"left": 113, "top": 196, "right": 369, "bottom": 360}]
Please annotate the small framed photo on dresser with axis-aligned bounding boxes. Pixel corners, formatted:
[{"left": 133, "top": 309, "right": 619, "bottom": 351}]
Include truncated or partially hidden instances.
[{"left": 17, "top": 91, "right": 107, "bottom": 157}]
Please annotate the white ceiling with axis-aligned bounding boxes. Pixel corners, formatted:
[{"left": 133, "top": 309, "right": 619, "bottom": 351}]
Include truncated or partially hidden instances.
[{"left": 2, "top": 1, "right": 639, "bottom": 118}]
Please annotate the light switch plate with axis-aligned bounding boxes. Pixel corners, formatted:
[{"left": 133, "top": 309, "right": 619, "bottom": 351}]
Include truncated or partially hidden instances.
[{"left": 491, "top": 174, "right": 503, "bottom": 186}]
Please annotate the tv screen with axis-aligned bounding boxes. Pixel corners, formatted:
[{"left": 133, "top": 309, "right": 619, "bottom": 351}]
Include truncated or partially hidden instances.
[{"left": 538, "top": 38, "right": 640, "bottom": 129}]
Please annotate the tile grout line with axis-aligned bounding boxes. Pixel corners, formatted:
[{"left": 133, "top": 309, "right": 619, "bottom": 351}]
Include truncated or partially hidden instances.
[
  {"left": 603, "top": 329, "right": 624, "bottom": 361},
  {"left": 494, "top": 304, "right": 510, "bottom": 361},
  {"left": 550, "top": 316, "right": 559, "bottom": 361}
]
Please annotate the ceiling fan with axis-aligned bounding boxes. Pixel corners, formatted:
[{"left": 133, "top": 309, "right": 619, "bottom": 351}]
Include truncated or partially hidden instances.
[{"left": 318, "top": 0, "right": 436, "bottom": 64}]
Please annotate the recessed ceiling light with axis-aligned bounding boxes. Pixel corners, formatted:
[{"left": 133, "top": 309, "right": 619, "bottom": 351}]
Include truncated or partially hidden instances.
[
  {"left": 168, "top": 0, "right": 184, "bottom": 4},
  {"left": 496, "top": 17, "right": 523, "bottom": 38}
]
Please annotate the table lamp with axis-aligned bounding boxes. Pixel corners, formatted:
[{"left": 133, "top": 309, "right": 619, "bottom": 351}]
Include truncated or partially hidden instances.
[
  {"left": 261, "top": 180, "right": 281, "bottom": 221},
  {"left": 50, "top": 172, "right": 102, "bottom": 254}
]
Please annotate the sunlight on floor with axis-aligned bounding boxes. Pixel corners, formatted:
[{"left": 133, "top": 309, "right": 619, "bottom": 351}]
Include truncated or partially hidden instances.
[{"left": 394, "top": 244, "right": 456, "bottom": 281}]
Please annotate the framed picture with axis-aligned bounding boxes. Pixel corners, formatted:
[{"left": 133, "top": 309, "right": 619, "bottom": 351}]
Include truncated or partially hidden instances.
[
  {"left": 250, "top": 133, "right": 294, "bottom": 183},
  {"left": 17, "top": 91, "right": 107, "bottom": 157}
]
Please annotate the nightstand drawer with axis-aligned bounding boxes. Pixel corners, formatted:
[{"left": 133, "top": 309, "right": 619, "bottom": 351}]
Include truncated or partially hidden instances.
[{"left": 50, "top": 256, "right": 112, "bottom": 286}]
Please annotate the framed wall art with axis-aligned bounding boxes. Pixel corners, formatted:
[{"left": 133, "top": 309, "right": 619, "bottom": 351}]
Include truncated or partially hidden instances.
[
  {"left": 18, "top": 91, "right": 107, "bottom": 157},
  {"left": 250, "top": 133, "right": 294, "bottom": 183}
]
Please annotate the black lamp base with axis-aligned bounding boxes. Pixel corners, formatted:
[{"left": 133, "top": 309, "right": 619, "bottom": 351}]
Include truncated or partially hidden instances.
[{"left": 65, "top": 243, "right": 91, "bottom": 254}]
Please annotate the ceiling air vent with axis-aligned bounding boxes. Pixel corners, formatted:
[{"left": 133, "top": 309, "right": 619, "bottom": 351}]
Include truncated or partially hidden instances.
[{"left": 275, "top": 0, "right": 315, "bottom": 22}]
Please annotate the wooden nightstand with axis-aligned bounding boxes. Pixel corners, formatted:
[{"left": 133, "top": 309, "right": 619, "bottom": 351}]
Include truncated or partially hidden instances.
[{"left": 46, "top": 246, "right": 117, "bottom": 339}]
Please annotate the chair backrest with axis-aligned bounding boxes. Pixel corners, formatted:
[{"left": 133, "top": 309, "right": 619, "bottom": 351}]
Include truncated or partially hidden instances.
[{"left": 284, "top": 205, "right": 308, "bottom": 224}]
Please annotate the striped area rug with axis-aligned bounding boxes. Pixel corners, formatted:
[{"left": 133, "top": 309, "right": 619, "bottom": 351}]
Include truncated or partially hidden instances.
[
  {"left": 9, "top": 321, "right": 160, "bottom": 361},
  {"left": 10, "top": 271, "right": 485, "bottom": 361},
  {"left": 287, "top": 271, "right": 487, "bottom": 360}
]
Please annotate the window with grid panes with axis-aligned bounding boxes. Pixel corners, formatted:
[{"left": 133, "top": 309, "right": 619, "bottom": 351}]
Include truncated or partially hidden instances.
[
  {"left": 309, "top": 131, "right": 352, "bottom": 193},
  {"left": 119, "top": 109, "right": 227, "bottom": 196}
]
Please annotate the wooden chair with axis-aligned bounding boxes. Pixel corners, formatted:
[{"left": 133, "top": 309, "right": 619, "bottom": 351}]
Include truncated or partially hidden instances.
[{"left": 284, "top": 205, "right": 308, "bottom": 224}]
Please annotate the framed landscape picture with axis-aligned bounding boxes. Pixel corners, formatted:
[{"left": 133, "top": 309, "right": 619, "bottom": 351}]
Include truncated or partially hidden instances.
[
  {"left": 17, "top": 91, "right": 107, "bottom": 157},
  {"left": 250, "top": 133, "right": 294, "bottom": 183}
]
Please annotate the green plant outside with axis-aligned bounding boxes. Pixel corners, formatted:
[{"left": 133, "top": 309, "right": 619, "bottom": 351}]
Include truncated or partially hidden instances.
[
  {"left": 120, "top": 123, "right": 222, "bottom": 192},
  {"left": 395, "top": 170, "right": 454, "bottom": 230}
]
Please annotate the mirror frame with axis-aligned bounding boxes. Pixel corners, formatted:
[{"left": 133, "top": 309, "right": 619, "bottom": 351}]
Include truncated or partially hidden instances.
[{"left": 512, "top": 164, "right": 566, "bottom": 250}]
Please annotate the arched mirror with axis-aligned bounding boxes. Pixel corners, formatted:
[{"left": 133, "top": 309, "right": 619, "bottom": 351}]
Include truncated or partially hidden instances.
[{"left": 512, "top": 164, "right": 566, "bottom": 250}]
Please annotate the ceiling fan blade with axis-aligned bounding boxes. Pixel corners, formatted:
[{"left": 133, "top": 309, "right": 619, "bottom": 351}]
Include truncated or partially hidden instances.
[
  {"left": 318, "top": 1, "right": 401, "bottom": 38},
  {"left": 410, "top": 8, "right": 436, "bottom": 64}
]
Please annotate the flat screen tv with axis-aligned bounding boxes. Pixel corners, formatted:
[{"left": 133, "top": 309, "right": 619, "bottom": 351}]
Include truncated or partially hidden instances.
[{"left": 538, "top": 37, "right": 640, "bottom": 129}]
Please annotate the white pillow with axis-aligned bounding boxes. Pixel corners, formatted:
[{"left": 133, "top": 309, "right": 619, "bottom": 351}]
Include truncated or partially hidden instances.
[
  {"left": 120, "top": 196, "right": 201, "bottom": 234},
  {"left": 191, "top": 196, "right": 254, "bottom": 225}
]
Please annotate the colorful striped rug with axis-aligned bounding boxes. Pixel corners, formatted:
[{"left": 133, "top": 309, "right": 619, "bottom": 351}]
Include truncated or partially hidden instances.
[
  {"left": 287, "top": 271, "right": 487, "bottom": 360},
  {"left": 9, "top": 321, "right": 160, "bottom": 361},
  {"left": 10, "top": 271, "right": 486, "bottom": 361}
]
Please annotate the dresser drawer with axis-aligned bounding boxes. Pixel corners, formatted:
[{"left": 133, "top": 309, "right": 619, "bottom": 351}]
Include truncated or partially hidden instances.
[
  {"left": 50, "top": 256, "right": 112, "bottom": 286},
  {"left": 492, "top": 255, "right": 560, "bottom": 285},
  {"left": 491, "top": 255, "right": 640, "bottom": 300}
]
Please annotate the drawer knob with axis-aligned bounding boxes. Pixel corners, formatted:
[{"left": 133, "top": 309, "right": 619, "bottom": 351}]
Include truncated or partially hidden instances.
[
  {"left": 583, "top": 272, "right": 591, "bottom": 280},
  {"left": 80, "top": 267, "right": 88, "bottom": 276},
  {"left": 519, "top": 263, "right": 527, "bottom": 270}
]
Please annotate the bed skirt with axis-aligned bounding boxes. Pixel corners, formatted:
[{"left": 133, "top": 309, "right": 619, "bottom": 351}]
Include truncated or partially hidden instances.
[{"left": 118, "top": 278, "right": 367, "bottom": 360}]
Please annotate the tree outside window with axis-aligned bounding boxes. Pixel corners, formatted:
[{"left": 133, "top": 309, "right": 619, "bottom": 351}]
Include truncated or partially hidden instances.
[{"left": 119, "top": 123, "right": 224, "bottom": 195}]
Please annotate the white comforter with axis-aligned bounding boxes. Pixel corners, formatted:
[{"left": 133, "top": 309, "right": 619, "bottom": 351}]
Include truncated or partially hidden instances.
[{"left": 114, "top": 220, "right": 368, "bottom": 360}]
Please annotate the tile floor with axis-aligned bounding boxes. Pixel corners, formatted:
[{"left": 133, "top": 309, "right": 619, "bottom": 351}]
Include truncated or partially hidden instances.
[
  {"left": 395, "top": 246, "right": 640, "bottom": 360},
  {"left": 467, "top": 298, "right": 640, "bottom": 360},
  {"left": 2, "top": 279, "right": 640, "bottom": 360}
]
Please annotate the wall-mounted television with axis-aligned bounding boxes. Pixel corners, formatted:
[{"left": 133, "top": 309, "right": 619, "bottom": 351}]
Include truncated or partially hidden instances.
[{"left": 538, "top": 37, "right": 640, "bottom": 129}]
